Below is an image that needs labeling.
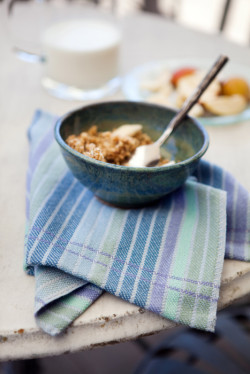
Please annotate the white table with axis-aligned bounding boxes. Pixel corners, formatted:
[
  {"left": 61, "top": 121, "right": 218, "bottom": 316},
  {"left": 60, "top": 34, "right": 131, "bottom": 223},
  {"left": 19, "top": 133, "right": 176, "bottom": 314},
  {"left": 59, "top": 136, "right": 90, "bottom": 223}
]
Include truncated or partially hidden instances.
[{"left": 1, "top": 12, "right": 250, "bottom": 361}]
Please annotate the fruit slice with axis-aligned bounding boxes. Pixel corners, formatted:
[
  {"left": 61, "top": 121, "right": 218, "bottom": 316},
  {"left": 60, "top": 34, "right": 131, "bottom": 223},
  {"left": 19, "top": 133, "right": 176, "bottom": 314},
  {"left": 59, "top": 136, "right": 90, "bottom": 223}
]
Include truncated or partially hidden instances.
[
  {"left": 222, "top": 77, "right": 250, "bottom": 99},
  {"left": 177, "top": 71, "right": 221, "bottom": 103},
  {"left": 188, "top": 103, "right": 204, "bottom": 118},
  {"left": 141, "top": 70, "right": 172, "bottom": 92},
  {"left": 112, "top": 124, "right": 142, "bottom": 137},
  {"left": 147, "top": 93, "right": 204, "bottom": 117},
  {"left": 175, "top": 94, "right": 204, "bottom": 117},
  {"left": 171, "top": 67, "right": 196, "bottom": 86},
  {"left": 203, "top": 94, "right": 247, "bottom": 116}
]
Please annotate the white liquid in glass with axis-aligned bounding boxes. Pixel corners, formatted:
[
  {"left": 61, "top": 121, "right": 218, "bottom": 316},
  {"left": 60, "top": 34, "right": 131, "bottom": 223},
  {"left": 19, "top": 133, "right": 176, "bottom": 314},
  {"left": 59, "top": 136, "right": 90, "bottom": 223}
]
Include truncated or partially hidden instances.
[{"left": 41, "top": 19, "right": 120, "bottom": 89}]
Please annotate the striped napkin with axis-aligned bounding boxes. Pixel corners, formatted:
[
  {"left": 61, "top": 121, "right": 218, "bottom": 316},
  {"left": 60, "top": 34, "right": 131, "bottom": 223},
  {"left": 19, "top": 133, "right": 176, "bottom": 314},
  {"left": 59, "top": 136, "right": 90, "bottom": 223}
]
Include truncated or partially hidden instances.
[{"left": 25, "top": 110, "right": 250, "bottom": 336}]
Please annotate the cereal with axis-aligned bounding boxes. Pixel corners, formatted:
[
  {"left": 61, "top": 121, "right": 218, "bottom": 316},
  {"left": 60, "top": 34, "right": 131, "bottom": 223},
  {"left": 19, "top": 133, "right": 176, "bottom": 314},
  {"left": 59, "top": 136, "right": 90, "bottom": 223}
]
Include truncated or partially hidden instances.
[{"left": 66, "top": 124, "right": 157, "bottom": 166}]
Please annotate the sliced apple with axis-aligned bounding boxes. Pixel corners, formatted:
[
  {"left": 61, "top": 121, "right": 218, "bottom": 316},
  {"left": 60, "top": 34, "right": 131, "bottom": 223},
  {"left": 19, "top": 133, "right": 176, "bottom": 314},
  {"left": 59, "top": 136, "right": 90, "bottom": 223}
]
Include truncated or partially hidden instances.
[
  {"left": 203, "top": 94, "right": 247, "bottom": 116},
  {"left": 147, "top": 93, "right": 204, "bottom": 117},
  {"left": 112, "top": 124, "right": 142, "bottom": 137},
  {"left": 171, "top": 67, "right": 196, "bottom": 86},
  {"left": 175, "top": 94, "right": 204, "bottom": 117},
  {"left": 141, "top": 70, "right": 172, "bottom": 93},
  {"left": 177, "top": 71, "right": 221, "bottom": 103},
  {"left": 189, "top": 103, "right": 204, "bottom": 118}
]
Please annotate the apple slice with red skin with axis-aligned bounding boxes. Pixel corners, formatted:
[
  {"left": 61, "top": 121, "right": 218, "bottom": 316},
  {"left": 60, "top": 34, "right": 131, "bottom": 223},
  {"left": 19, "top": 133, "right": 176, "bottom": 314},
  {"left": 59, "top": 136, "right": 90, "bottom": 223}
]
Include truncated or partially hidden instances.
[{"left": 171, "top": 67, "right": 196, "bottom": 86}]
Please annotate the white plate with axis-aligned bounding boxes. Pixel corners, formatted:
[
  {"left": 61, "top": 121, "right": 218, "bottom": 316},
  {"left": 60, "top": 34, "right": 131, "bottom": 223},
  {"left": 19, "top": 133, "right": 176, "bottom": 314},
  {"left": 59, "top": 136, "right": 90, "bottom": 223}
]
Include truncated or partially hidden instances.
[{"left": 122, "top": 58, "right": 250, "bottom": 126}]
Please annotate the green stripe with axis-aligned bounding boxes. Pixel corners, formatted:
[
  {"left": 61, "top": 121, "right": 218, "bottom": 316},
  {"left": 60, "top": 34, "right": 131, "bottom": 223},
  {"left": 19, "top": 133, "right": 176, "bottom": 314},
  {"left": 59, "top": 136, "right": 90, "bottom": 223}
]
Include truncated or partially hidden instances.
[
  {"left": 193, "top": 299, "right": 211, "bottom": 330},
  {"left": 179, "top": 186, "right": 224, "bottom": 329},
  {"left": 89, "top": 210, "right": 127, "bottom": 285},
  {"left": 190, "top": 188, "right": 212, "bottom": 329},
  {"left": 45, "top": 299, "right": 90, "bottom": 319},
  {"left": 37, "top": 294, "right": 91, "bottom": 332},
  {"left": 200, "top": 188, "right": 222, "bottom": 283},
  {"left": 37, "top": 309, "right": 71, "bottom": 328},
  {"left": 177, "top": 184, "right": 209, "bottom": 327},
  {"left": 206, "top": 190, "right": 227, "bottom": 330},
  {"left": 163, "top": 184, "right": 197, "bottom": 321},
  {"left": 60, "top": 294, "right": 91, "bottom": 311}
]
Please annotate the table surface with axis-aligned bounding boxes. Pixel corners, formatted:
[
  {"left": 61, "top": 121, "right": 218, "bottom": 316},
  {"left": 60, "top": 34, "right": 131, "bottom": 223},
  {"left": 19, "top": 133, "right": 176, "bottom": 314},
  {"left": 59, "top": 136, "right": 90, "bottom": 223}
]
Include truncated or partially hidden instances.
[{"left": 1, "top": 10, "right": 250, "bottom": 361}]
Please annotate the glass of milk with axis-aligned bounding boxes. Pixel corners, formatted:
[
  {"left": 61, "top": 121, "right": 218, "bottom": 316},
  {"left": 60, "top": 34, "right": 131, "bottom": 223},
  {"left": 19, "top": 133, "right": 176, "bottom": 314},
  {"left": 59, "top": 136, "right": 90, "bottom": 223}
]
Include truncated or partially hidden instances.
[
  {"left": 4, "top": 0, "right": 121, "bottom": 100},
  {"left": 41, "top": 19, "right": 121, "bottom": 100}
]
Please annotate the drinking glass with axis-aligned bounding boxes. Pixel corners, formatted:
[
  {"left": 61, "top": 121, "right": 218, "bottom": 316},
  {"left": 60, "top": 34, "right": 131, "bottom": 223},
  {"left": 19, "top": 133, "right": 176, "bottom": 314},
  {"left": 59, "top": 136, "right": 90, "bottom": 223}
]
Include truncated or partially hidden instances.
[{"left": 4, "top": 0, "right": 121, "bottom": 100}]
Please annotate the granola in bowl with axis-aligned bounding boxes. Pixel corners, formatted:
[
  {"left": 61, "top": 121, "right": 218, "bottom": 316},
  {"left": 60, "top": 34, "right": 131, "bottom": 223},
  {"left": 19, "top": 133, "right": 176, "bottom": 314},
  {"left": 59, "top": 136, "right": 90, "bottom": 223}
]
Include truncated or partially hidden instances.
[
  {"left": 55, "top": 101, "right": 209, "bottom": 206},
  {"left": 66, "top": 124, "right": 170, "bottom": 166}
]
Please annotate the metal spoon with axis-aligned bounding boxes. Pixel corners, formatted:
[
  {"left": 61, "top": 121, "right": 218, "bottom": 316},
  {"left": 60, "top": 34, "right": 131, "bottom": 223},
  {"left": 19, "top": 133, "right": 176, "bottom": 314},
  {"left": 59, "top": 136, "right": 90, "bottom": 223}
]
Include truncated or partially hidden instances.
[{"left": 128, "top": 55, "right": 229, "bottom": 168}]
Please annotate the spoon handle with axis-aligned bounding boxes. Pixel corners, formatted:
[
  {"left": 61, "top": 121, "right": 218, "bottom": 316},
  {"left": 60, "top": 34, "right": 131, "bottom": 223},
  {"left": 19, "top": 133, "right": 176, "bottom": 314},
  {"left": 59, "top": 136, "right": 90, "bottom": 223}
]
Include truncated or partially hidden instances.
[{"left": 156, "top": 55, "right": 229, "bottom": 146}]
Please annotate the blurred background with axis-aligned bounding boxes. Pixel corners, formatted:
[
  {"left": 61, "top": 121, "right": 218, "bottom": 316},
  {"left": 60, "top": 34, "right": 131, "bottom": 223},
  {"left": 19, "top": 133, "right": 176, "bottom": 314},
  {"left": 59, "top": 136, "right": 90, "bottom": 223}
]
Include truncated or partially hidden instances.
[
  {"left": 2, "top": 0, "right": 250, "bottom": 47},
  {"left": 94, "top": 0, "right": 250, "bottom": 46},
  {"left": 0, "top": 0, "right": 250, "bottom": 51}
]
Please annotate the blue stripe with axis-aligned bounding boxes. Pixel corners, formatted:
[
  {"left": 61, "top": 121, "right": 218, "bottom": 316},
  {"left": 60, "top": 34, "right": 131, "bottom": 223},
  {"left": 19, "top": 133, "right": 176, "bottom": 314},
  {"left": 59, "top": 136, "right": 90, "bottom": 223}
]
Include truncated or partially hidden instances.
[
  {"left": 105, "top": 209, "right": 141, "bottom": 293},
  {"left": 133, "top": 202, "right": 170, "bottom": 307},
  {"left": 211, "top": 164, "right": 223, "bottom": 189},
  {"left": 59, "top": 198, "right": 103, "bottom": 271},
  {"left": 75, "top": 283, "right": 103, "bottom": 301},
  {"left": 197, "top": 160, "right": 211, "bottom": 185},
  {"left": 30, "top": 129, "right": 54, "bottom": 174},
  {"left": 46, "top": 189, "right": 94, "bottom": 266},
  {"left": 30, "top": 112, "right": 56, "bottom": 146},
  {"left": 198, "top": 161, "right": 223, "bottom": 190},
  {"left": 232, "top": 184, "right": 248, "bottom": 259},
  {"left": 27, "top": 110, "right": 43, "bottom": 141},
  {"left": 117, "top": 206, "right": 156, "bottom": 301},
  {"left": 73, "top": 205, "right": 114, "bottom": 278},
  {"left": 30, "top": 180, "right": 83, "bottom": 263},
  {"left": 27, "top": 172, "right": 73, "bottom": 257}
]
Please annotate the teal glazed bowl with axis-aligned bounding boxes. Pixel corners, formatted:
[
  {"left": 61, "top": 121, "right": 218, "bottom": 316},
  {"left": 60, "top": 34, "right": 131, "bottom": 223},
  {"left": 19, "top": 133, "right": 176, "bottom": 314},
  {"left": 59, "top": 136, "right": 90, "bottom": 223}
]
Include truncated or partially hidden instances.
[{"left": 55, "top": 101, "right": 209, "bottom": 207}]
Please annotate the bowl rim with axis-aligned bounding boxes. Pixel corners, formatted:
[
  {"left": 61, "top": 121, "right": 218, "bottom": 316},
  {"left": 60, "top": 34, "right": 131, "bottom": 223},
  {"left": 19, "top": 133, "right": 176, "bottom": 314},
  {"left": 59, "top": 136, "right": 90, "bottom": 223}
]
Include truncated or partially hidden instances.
[{"left": 54, "top": 101, "right": 209, "bottom": 172}]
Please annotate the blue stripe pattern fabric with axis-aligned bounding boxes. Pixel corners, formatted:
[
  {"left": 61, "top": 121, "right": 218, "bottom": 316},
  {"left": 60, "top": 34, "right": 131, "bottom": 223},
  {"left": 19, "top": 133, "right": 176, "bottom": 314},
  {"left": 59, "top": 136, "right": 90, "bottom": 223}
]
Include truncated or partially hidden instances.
[{"left": 24, "top": 110, "right": 250, "bottom": 336}]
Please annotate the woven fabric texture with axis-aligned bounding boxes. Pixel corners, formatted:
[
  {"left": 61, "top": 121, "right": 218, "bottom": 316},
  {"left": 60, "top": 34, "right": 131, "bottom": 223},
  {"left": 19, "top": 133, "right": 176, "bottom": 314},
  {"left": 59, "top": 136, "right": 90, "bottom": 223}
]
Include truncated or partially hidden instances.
[{"left": 24, "top": 110, "right": 250, "bottom": 335}]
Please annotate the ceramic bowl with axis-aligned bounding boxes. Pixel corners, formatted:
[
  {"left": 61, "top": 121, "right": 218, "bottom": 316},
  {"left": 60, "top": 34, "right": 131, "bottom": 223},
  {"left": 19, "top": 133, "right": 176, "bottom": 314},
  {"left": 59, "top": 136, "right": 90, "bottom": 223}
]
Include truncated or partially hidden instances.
[{"left": 54, "top": 101, "right": 209, "bottom": 207}]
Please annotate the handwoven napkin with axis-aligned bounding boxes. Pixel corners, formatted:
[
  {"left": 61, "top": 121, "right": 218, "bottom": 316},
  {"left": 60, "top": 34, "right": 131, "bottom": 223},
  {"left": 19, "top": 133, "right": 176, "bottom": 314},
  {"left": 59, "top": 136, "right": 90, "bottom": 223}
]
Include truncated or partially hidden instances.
[{"left": 25, "top": 110, "right": 250, "bottom": 336}]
